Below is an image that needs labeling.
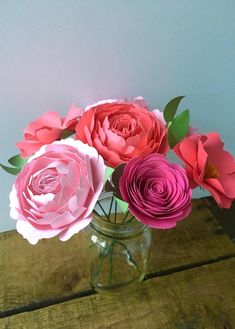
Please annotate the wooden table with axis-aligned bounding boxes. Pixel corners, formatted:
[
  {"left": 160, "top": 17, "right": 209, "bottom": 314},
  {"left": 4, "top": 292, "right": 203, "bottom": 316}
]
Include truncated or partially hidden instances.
[{"left": 1, "top": 198, "right": 235, "bottom": 328}]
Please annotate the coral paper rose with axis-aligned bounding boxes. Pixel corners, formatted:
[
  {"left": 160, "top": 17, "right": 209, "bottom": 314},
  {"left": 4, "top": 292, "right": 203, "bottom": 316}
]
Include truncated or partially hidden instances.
[
  {"left": 17, "top": 105, "right": 83, "bottom": 158},
  {"left": 119, "top": 154, "right": 192, "bottom": 229},
  {"left": 174, "top": 133, "right": 235, "bottom": 208},
  {"left": 75, "top": 98, "right": 168, "bottom": 167},
  {"left": 10, "top": 139, "right": 105, "bottom": 244}
]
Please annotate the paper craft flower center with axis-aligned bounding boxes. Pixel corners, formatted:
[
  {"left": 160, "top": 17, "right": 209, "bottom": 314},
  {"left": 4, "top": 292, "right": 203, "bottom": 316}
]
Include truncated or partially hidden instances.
[
  {"left": 110, "top": 116, "right": 137, "bottom": 137},
  {"left": 32, "top": 168, "right": 60, "bottom": 193},
  {"left": 205, "top": 161, "right": 220, "bottom": 179}
]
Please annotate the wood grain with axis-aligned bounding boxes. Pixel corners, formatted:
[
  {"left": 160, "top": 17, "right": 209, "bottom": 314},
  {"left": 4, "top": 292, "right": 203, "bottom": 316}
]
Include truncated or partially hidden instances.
[
  {"left": 204, "top": 197, "right": 235, "bottom": 241},
  {"left": 1, "top": 257, "right": 235, "bottom": 329},
  {"left": 1, "top": 199, "right": 235, "bottom": 313},
  {"left": 148, "top": 198, "right": 235, "bottom": 274}
]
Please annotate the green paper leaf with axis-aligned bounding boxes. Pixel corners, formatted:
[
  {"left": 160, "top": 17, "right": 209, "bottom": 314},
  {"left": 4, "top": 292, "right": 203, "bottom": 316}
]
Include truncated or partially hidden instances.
[
  {"left": 163, "top": 96, "right": 185, "bottom": 123},
  {"left": 0, "top": 163, "right": 21, "bottom": 175},
  {"left": 8, "top": 154, "right": 28, "bottom": 168},
  {"left": 104, "top": 166, "right": 114, "bottom": 183},
  {"left": 167, "top": 127, "right": 178, "bottom": 149},
  {"left": 168, "top": 109, "right": 190, "bottom": 148},
  {"left": 172, "top": 109, "right": 190, "bottom": 140},
  {"left": 114, "top": 197, "right": 129, "bottom": 214},
  {"left": 60, "top": 129, "right": 74, "bottom": 139}
]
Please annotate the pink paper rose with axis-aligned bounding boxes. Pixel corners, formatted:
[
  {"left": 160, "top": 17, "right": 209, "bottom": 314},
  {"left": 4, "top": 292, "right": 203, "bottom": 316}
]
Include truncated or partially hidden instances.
[
  {"left": 10, "top": 139, "right": 105, "bottom": 244},
  {"left": 174, "top": 133, "right": 235, "bottom": 208},
  {"left": 75, "top": 98, "right": 168, "bottom": 168},
  {"left": 17, "top": 105, "right": 83, "bottom": 158},
  {"left": 119, "top": 154, "right": 192, "bottom": 229}
]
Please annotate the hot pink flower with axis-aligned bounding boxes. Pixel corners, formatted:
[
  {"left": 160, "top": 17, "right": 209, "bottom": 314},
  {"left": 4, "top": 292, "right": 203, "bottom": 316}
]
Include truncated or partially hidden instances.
[
  {"left": 17, "top": 105, "right": 83, "bottom": 158},
  {"left": 174, "top": 133, "right": 235, "bottom": 208},
  {"left": 10, "top": 139, "right": 105, "bottom": 244},
  {"left": 75, "top": 98, "right": 168, "bottom": 168},
  {"left": 119, "top": 154, "right": 192, "bottom": 229}
]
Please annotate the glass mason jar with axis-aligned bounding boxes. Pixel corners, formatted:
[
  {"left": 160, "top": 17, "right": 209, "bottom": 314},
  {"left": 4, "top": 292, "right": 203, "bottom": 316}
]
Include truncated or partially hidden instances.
[{"left": 82, "top": 192, "right": 152, "bottom": 294}]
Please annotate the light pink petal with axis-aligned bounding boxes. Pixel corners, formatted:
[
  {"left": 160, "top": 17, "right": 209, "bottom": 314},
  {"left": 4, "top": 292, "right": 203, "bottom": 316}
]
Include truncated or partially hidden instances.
[
  {"left": 34, "top": 111, "right": 63, "bottom": 128},
  {"left": 12, "top": 138, "right": 106, "bottom": 243},
  {"left": 9, "top": 186, "right": 25, "bottom": 220},
  {"left": 32, "top": 193, "right": 54, "bottom": 204},
  {"left": 70, "top": 188, "right": 90, "bottom": 212},
  {"left": 59, "top": 217, "right": 92, "bottom": 241},
  {"left": 35, "top": 128, "right": 61, "bottom": 143},
  {"left": 50, "top": 211, "right": 77, "bottom": 229},
  {"left": 16, "top": 141, "right": 43, "bottom": 158},
  {"left": 84, "top": 99, "right": 118, "bottom": 112},
  {"left": 16, "top": 220, "right": 62, "bottom": 245},
  {"left": 152, "top": 109, "right": 166, "bottom": 125},
  {"left": 62, "top": 104, "right": 83, "bottom": 129},
  {"left": 131, "top": 96, "right": 148, "bottom": 109}
]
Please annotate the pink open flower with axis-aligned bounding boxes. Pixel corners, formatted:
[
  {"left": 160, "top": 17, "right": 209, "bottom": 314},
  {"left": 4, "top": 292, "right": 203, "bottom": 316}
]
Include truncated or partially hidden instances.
[
  {"left": 119, "top": 154, "right": 192, "bottom": 229},
  {"left": 174, "top": 133, "right": 235, "bottom": 208},
  {"left": 17, "top": 105, "right": 83, "bottom": 158},
  {"left": 10, "top": 139, "right": 105, "bottom": 244},
  {"left": 75, "top": 98, "right": 168, "bottom": 167}
]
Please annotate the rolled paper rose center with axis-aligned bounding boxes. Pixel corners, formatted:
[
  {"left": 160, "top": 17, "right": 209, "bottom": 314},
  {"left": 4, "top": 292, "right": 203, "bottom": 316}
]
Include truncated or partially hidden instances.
[
  {"left": 110, "top": 116, "right": 137, "bottom": 137},
  {"left": 154, "top": 184, "right": 164, "bottom": 194},
  {"left": 32, "top": 168, "right": 60, "bottom": 193},
  {"left": 205, "top": 161, "right": 220, "bottom": 179},
  {"left": 119, "top": 154, "right": 192, "bottom": 229}
]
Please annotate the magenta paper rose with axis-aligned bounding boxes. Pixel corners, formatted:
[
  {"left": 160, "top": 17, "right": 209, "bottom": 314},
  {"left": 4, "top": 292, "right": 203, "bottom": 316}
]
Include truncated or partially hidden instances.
[
  {"left": 17, "top": 105, "right": 83, "bottom": 158},
  {"left": 119, "top": 154, "right": 192, "bottom": 229},
  {"left": 10, "top": 139, "right": 105, "bottom": 244},
  {"left": 75, "top": 97, "right": 168, "bottom": 168}
]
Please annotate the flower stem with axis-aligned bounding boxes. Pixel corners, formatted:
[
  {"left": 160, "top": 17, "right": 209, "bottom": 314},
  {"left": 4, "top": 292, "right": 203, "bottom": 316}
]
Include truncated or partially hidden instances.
[
  {"left": 108, "top": 242, "right": 114, "bottom": 286},
  {"left": 108, "top": 195, "right": 114, "bottom": 219},
  {"left": 114, "top": 200, "right": 118, "bottom": 223},
  {"left": 122, "top": 210, "right": 130, "bottom": 223},
  {"left": 116, "top": 240, "right": 141, "bottom": 274},
  {"left": 92, "top": 243, "right": 113, "bottom": 283},
  {"left": 97, "top": 201, "right": 110, "bottom": 221},
  {"left": 93, "top": 209, "right": 102, "bottom": 219},
  {"left": 125, "top": 216, "right": 135, "bottom": 224},
  {"left": 93, "top": 250, "right": 106, "bottom": 280}
]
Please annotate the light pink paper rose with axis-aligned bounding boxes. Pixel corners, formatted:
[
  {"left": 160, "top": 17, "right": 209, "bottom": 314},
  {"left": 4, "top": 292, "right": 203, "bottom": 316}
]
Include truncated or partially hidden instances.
[
  {"left": 17, "top": 105, "right": 83, "bottom": 158},
  {"left": 174, "top": 133, "right": 235, "bottom": 208},
  {"left": 75, "top": 97, "right": 168, "bottom": 168},
  {"left": 10, "top": 139, "right": 105, "bottom": 244},
  {"left": 119, "top": 154, "right": 192, "bottom": 229}
]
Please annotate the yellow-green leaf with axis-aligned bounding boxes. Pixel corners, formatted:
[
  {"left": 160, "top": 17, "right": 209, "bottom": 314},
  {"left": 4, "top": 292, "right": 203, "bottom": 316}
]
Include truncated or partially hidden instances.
[
  {"left": 168, "top": 109, "right": 190, "bottom": 148},
  {"left": 114, "top": 197, "right": 129, "bottom": 214},
  {"left": 0, "top": 163, "right": 21, "bottom": 175},
  {"left": 8, "top": 154, "right": 28, "bottom": 168},
  {"left": 104, "top": 166, "right": 114, "bottom": 183},
  {"left": 163, "top": 96, "right": 185, "bottom": 123}
]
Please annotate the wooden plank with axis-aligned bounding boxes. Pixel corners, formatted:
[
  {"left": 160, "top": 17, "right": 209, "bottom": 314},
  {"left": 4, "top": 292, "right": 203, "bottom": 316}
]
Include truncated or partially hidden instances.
[
  {"left": 148, "top": 198, "right": 235, "bottom": 274},
  {"left": 204, "top": 197, "right": 235, "bottom": 241},
  {"left": 1, "top": 199, "right": 235, "bottom": 313},
  {"left": 1, "top": 257, "right": 235, "bottom": 329}
]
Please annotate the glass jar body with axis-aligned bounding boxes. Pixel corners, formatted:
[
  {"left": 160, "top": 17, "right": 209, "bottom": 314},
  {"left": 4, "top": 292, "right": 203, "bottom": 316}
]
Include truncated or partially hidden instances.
[{"left": 83, "top": 193, "right": 152, "bottom": 294}]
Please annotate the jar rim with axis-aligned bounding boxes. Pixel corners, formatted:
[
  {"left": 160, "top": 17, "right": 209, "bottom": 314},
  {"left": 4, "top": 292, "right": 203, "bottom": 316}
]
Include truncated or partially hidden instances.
[
  {"left": 90, "top": 215, "right": 149, "bottom": 239},
  {"left": 90, "top": 191, "right": 149, "bottom": 239}
]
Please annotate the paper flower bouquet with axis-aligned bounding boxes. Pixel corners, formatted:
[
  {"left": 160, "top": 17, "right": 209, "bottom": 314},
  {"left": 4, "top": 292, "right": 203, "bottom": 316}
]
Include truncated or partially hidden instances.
[{"left": 1, "top": 96, "right": 235, "bottom": 246}]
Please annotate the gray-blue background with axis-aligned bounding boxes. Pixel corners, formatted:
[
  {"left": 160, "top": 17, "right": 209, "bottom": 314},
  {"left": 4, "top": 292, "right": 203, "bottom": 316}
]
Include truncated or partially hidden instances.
[{"left": 0, "top": 0, "right": 234, "bottom": 232}]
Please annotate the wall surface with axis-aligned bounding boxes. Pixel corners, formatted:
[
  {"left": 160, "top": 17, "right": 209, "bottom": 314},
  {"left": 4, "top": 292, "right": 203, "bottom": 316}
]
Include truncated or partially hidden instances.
[{"left": 0, "top": 0, "right": 234, "bottom": 232}]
